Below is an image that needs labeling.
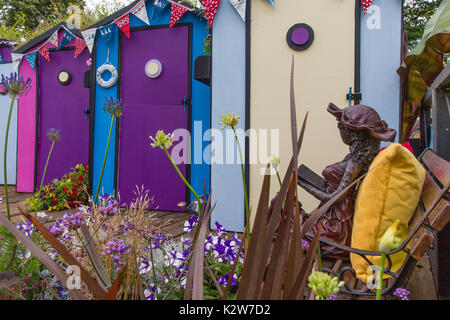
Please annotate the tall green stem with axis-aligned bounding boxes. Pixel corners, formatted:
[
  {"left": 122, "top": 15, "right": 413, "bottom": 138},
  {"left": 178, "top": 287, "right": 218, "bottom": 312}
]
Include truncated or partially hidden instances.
[
  {"left": 376, "top": 252, "right": 386, "bottom": 300},
  {"left": 276, "top": 170, "right": 282, "bottom": 187},
  {"left": 163, "top": 146, "right": 202, "bottom": 215},
  {"left": 232, "top": 127, "right": 250, "bottom": 246},
  {"left": 3, "top": 94, "right": 16, "bottom": 221},
  {"left": 95, "top": 115, "right": 115, "bottom": 203}
]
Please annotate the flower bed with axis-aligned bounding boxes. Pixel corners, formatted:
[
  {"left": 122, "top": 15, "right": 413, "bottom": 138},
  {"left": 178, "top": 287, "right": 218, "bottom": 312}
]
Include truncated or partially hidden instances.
[{"left": 25, "top": 164, "right": 89, "bottom": 212}]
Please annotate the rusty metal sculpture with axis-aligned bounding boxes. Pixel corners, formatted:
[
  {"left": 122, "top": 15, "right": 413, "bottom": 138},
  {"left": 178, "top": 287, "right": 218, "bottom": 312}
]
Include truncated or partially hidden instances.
[{"left": 297, "top": 103, "right": 396, "bottom": 255}]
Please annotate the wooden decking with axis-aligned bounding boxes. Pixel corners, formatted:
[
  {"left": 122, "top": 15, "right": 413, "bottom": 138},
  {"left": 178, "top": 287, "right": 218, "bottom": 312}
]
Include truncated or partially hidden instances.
[{"left": 0, "top": 185, "right": 191, "bottom": 238}]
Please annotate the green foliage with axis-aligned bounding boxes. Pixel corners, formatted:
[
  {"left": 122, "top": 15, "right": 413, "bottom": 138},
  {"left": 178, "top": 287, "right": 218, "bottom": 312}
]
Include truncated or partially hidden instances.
[
  {"left": 0, "top": 0, "right": 132, "bottom": 45},
  {"left": 404, "top": 0, "right": 444, "bottom": 50},
  {"left": 25, "top": 164, "right": 89, "bottom": 212}
]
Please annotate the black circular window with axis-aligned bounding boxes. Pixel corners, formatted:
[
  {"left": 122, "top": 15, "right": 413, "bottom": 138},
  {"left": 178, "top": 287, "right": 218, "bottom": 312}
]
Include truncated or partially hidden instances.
[
  {"left": 57, "top": 70, "right": 72, "bottom": 86},
  {"left": 286, "top": 23, "right": 314, "bottom": 51}
]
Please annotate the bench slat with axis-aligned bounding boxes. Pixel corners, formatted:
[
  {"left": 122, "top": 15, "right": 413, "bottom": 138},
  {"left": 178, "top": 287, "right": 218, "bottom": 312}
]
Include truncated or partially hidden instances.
[
  {"left": 421, "top": 150, "right": 450, "bottom": 187},
  {"left": 409, "top": 227, "right": 435, "bottom": 261}
]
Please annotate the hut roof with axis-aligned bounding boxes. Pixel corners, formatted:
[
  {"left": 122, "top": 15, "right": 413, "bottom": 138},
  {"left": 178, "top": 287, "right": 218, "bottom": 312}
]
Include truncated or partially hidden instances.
[{"left": 14, "top": 22, "right": 83, "bottom": 54}]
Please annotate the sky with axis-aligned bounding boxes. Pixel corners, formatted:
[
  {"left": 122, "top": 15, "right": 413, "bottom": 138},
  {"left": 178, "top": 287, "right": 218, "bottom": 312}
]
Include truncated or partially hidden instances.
[{"left": 84, "top": 0, "right": 134, "bottom": 11}]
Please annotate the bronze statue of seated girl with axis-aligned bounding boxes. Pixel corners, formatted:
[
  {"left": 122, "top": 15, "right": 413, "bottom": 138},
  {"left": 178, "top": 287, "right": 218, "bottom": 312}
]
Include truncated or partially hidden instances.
[{"left": 297, "top": 103, "right": 396, "bottom": 258}]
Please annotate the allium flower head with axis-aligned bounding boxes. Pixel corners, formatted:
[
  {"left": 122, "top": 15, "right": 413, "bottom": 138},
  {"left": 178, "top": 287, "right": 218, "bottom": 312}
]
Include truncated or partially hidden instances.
[
  {"left": 308, "top": 271, "right": 345, "bottom": 300},
  {"left": 0, "top": 72, "right": 32, "bottom": 98},
  {"left": 219, "top": 112, "right": 240, "bottom": 129},
  {"left": 379, "top": 219, "right": 402, "bottom": 253},
  {"left": 46, "top": 128, "right": 62, "bottom": 142},
  {"left": 150, "top": 130, "right": 174, "bottom": 150},
  {"left": 103, "top": 97, "right": 123, "bottom": 118},
  {"left": 271, "top": 155, "right": 280, "bottom": 170}
]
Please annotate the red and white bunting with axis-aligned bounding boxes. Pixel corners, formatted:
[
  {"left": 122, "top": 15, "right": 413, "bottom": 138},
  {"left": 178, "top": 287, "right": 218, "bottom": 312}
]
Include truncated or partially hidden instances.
[
  {"left": 361, "top": 0, "right": 373, "bottom": 14},
  {"left": 132, "top": 0, "right": 150, "bottom": 25},
  {"left": 38, "top": 43, "right": 51, "bottom": 62},
  {"left": 202, "top": 0, "right": 221, "bottom": 28},
  {"left": 169, "top": 3, "right": 188, "bottom": 28},
  {"left": 74, "top": 38, "right": 87, "bottom": 58},
  {"left": 115, "top": 14, "right": 131, "bottom": 38},
  {"left": 48, "top": 30, "right": 59, "bottom": 48}
]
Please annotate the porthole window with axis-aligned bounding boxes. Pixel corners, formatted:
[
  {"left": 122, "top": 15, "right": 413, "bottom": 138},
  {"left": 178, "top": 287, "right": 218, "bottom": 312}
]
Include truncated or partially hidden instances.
[
  {"left": 286, "top": 23, "right": 314, "bottom": 51},
  {"left": 145, "top": 59, "right": 163, "bottom": 79},
  {"left": 58, "top": 70, "right": 72, "bottom": 86}
]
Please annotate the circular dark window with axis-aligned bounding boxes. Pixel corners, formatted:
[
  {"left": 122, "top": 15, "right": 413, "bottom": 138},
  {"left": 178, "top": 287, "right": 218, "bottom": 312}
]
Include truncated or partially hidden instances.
[
  {"left": 286, "top": 23, "right": 314, "bottom": 51},
  {"left": 57, "top": 70, "right": 72, "bottom": 86}
]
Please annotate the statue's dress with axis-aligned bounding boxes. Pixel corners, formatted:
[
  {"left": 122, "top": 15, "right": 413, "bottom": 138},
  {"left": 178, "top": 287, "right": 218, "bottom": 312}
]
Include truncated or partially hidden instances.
[{"left": 309, "top": 161, "right": 355, "bottom": 259}]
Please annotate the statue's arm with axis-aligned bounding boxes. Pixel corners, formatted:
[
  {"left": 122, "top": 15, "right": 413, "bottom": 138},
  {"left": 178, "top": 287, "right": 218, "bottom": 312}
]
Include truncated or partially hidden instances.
[{"left": 298, "top": 160, "right": 362, "bottom": 202}]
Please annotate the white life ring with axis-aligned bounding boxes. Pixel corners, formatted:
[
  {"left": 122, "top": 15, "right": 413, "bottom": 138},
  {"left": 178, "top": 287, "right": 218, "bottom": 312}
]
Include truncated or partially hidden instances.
[{"left": 96, "top": 63, "right": 118, "bottom": 88}]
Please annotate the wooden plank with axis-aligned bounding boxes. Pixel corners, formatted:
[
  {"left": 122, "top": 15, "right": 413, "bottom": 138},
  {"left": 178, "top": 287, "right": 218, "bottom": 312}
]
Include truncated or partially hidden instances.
[
  {"left": 429, "top": 199, "right": 450, "bottom": 232},
  {"left": 421, "top": 150, "right": 450, "bottom": 188},
  {"left": 409, "top": 227, "right": 435, "bottom": 261}
]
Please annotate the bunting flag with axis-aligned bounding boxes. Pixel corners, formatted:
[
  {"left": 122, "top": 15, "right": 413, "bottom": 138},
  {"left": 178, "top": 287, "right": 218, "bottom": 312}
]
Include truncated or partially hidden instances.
[
  {"left": 11, "top": 53, "right": 24, "bottom": 71},
  {"left": 229, "top": 0, "right": 246, "bottom": 21},
  {"left": 266, "top": 0, "right": 275, "bottom": 6},
  {"left": 202, "top": 0, "right": 221, "bottom": 27},
  {"left": 38, "top": 43, "right": 51, "bottom": 62},
  {"left": 60, "top": 29, "right": 75, "bottom": 48},
  {"left": 169, "top": 3, "right": 188, "bottom": 28},
  {"left": 48, "top": 30, "right": 59, "bottom": 48},
  {"left": 74, "top": 38, "right": 87, "bottom": 58},
  {"left": 361, "top": 0, "right": 373, "bottom": 14},
  {"left": 25, "top": 51, "right": 37, "bottom": 70},
  {"left": 132, "top": 0, "right": 150, "bottom": 25},
  {"left": 152, "top": 0, "right": 169, "bottom": 21},
  {"left": 99, "top": 25, "right": 114, "bottom": 46},
  {"left": 82, "top": 28, "right": 97, "bottom": 53},
  {"left": 115, "top": 14, "right": 131, "bottom": 38}
]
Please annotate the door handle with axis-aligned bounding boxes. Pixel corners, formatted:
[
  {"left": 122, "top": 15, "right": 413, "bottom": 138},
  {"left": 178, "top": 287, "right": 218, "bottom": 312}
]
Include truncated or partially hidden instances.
[{"left": 182, "top": 97, "right": 189, "bottom": 111}]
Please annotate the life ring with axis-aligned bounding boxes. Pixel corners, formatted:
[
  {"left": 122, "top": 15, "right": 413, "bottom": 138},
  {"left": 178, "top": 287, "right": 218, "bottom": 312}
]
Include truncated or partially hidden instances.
[{"left": 96, "top": 63, "right": 118, "bottom": 88}]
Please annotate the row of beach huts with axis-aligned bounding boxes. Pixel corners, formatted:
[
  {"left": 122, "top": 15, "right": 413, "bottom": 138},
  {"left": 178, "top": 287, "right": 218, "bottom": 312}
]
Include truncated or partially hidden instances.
[{"left": 0, "top": 0, "right": 403, "bottom": 231}]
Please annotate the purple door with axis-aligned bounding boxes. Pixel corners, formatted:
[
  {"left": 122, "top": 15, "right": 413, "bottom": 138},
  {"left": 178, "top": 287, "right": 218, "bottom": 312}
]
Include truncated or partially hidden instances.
[
  {"left": 37, "top": 48, "right": 90, "bottom": 188},
  {"left": 118, "top": 26, "right": 189, "bottom": 211}
]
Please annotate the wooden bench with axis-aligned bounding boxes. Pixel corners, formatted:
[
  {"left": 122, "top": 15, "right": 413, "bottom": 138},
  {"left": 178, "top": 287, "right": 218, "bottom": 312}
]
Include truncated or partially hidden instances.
[{"left": 314, "top": 148, "right": 449, "bottom": 299}]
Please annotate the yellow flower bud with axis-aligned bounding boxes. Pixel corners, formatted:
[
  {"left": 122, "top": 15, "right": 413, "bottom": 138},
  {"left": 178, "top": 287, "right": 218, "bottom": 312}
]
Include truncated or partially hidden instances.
[{"left": 379, "top": 219, "right": 402, "bottom": 253}]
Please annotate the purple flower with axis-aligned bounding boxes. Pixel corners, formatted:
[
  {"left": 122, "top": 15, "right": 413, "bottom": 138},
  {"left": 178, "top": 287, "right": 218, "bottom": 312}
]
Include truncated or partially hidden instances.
[
  {"left": 62, "top": 212, "right": 85, "bottom": 231},
  {"left": 98, "top": 194, "right": 119, "bottom": 215},
  {"left": 393, "top": 288, "right": 410, "bottom": 300},
  {"left": 213, "top": 221, "right": 227, "bottom": 236},
  {"left": 326, "top": 293, "right": 338, "bottom": 300},
  {"left": 49, "top": 219, "right": 65, "bottom": 236},
  {"left": 0, "top": 72, "right": 32, "bottom": 98},
  {"left": 145, "top": 284, "right": 159, "bottom": 300},
  {"left": 219, "top": 273, "right": 237, "bottom": 287},
  {"left": 17, "top": 220, "right": 35, "bottom": 238},
  {"left": 101, "top": 239, "right": 130, "bottom": 271},
  {"left": 302, "top": 239, "right": 310, "bottom": 251},
  {"left": 183, "top": 216, "right": 198, "bottom": 232},
  {"left": 103, "top": 97, "right": 123, "bottom": 118}
]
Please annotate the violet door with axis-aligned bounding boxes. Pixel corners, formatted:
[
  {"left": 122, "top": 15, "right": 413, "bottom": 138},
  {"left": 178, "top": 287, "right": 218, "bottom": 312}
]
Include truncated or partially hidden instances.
[
  {"left": 37, "top": 48, "right": 90, "bottom": 188},
  {"left": 118, "top": 26, "right": 189, "bottom": 211}
]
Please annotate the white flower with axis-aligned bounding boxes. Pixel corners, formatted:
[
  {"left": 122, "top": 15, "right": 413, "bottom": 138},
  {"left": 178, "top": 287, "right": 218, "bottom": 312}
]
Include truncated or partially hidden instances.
[{"left": 37, "top": 211, "right": 47, "bottom": 218}]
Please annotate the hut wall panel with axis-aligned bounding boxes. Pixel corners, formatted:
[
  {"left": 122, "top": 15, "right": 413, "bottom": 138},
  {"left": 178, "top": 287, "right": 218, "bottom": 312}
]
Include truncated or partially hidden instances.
[
  {"left": 16, "top": 30, "right": 77, "bottom": 192},
  {"left": 0, "top": 57, "right": 18, "bottom": 185},
  {"left": 211, "top": 0, "right": 246, "bottom": 231},
  {"left": 360, "top": 0, "right": 402, "bottom": 145},
  {"left": 16, "top": 55, "right": 37, "bottom": 192},
  {"left": 250, "top": 0, "right": 355, "bottom": 216}
]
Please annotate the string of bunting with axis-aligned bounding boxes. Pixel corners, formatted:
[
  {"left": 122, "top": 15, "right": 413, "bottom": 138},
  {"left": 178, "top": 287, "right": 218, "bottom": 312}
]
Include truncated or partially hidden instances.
[
  {"left": 11, "top": 24, "right": 87, "bottom": 71},
  {"left": 11, "top": 0, "right": 374, "bottom": 71}
]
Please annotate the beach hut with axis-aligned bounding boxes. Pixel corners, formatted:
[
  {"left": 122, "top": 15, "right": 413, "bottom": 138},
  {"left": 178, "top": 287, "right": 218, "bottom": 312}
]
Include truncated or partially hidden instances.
[
  {"left": 88, "top": 0, "right": 211, "bottom": 211},
  {"left": 14, "top": 23, "right": 91, "bottom": 192},
  {"left": 0, "top": 39, "right": 18, "bottom": 185},
  {"left": 208, "top": 0, "right": 403, "bottom": 231}
]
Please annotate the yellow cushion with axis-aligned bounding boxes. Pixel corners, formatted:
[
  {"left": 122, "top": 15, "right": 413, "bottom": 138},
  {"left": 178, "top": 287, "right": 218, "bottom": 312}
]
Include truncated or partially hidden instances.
[{"left": 351, "top": 143, "right": 426, "bottom": 283}]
